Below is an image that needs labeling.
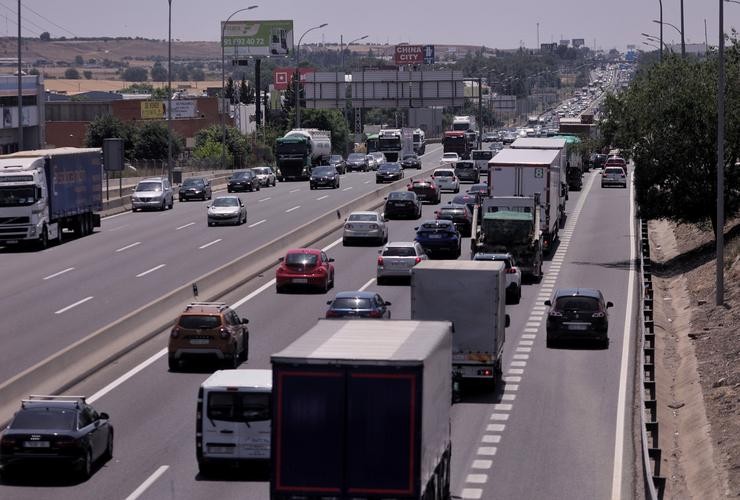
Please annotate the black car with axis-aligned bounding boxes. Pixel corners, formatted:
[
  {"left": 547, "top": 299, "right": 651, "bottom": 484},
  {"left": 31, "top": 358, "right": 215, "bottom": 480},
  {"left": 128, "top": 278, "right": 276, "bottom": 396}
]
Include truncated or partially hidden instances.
[
  {"left": 545, "top": 288, "right": 613, "bottom": 348},
  {"left": 591, "top": 153, "right": 608, "bottom": 170},
  {"left": 310, "top": 166, "right": 340, "bottom": 189},
  {"left": 435, "top": 203, "right": 473, "bottom": 236},
  {"left": 346, "top": 153, "right": 369, "bottom": 172},
  {"left": 178, "top": 176, "right": 212, "bottom": 202},
  {"left": 400, "top": 153, "right": 422, "bottom": 169},
  {"left": 384, "top": 191, "right": 422, "bottom": 220},
  {"left": 376, "top": 163, "right": 404, "bottom": 183},
  {"left": 227, "top": 170, "right": 260, "bottom": 192},
  {"left": 326, "top": 291, "right": 392, "bottom": 319},
  {"left": 0, "top": 396, "right": 113, "bottom": 479},
  {"left": 328, "top": 155, "right": 347, "bottom": 174},
  {"left": 414, "top": 219, "right": 461, "bottom": 258},
  {"left": 451, "top": 193, "right": 479, "bottom": 213}
]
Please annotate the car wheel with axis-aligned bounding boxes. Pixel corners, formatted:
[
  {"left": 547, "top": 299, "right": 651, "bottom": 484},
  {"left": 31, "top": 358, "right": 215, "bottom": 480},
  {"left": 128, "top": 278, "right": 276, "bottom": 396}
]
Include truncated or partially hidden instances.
[
  {"left": 276, "top": 284, "right": 284, "bottom": 294},
  {"left": 454, "top": 186, "right": 460, "bottom": 193},
  {"left": 546, "top": 335, "right": 556, "bottom": 348},
  {"left": 168, "top": 199, "right": 173, "bottom": 210},
  {"left": 342, "top": 238, "right": 349, "bottom": 246},
  {"left": 79, "top": 448, "right": 93, "bottom": 480},
  {"left": 226, "top": 349, "right": 239, "bottom": 369},
  {"left": 168, "top": 355, "right": 179, "bottom": 371},
  {"left": 198, "top": 461, "right": 216, "bottom": 477},
  {"left": 515, "top": 286, "right": 522, "bottom": 304},
  {"left": 323, "top": 276, "right": 330, "bottom": 293},
  {"left": 256, "top": 184, "right": 260, "bottom": 191},
  {"left": 179, "top": 197, "right": 184, "bottom": 202},
  {"left": 377, "top": 276, "right": 385, "bottom": 286},
  {"left": 160, "top": 200, "right": 166, "bottom": 211},
  {"left": 241, "top": 333, "right": 249, "bottom": 361},
  {"left": 102, "top": 431, "right": 114, "bottom": 462}
]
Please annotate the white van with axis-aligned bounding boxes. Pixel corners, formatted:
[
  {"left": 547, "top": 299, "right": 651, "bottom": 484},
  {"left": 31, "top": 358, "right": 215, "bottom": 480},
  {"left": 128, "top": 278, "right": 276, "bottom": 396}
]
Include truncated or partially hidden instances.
[{"left": 196, "top": 369, "right": 272, "bottom": 475}]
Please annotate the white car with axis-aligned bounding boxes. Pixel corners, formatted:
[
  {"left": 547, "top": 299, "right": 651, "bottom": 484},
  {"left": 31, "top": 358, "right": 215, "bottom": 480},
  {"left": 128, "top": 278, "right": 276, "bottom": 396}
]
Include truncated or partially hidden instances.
[
  {"left": 440, "top": 152, "right": 459, "bottom": 166},
  {"left": 376, "top": 241, "right": 428, "bottom": 284},
  {"left": 431, "top": 168, "right": 460, "bottom": 193},
  {"left": 473, "top": 252, "right": 522, "bottom": 304},
  {"left": 207, "top": 195, "right": 247, "bottom": 226},
  {"left": 343, "top": 211, "right": 389, "bottom": 246}
]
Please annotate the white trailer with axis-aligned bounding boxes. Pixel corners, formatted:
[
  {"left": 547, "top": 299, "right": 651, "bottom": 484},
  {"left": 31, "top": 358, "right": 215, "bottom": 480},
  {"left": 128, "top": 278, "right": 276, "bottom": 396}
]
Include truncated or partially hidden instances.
[
  {"left": 511, "top": 137, "right": 569, "bottom": 213},
  {"left": 411, "top": 260, "right": 507, "bottom": 387},
  {"left": 488, "top": 148, "right": 562, "bottom": 254}
]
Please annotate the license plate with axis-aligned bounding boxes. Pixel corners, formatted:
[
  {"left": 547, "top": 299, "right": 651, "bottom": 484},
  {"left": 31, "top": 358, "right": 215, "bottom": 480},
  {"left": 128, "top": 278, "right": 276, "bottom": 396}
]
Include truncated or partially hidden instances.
[
  {"left": 206, "top": 445, "right": 234, "bottom": 454},
  {"left": 429, "top": 234, "right": 443, "bottom": 239},
  {"left": 24, "top": 441, "right": 50, "bottom": 448},
  {"left": 567, "top": 323, "right": 588, "bottom": 331},
  {"left": 189, "top": 338, "right": 210, "bottom": 345},
  {"left": 292, "top": 278, "right": 308, "bottom": 284},
  {"left": 392, "top": 202, "right": 405, "bottom": 206}
]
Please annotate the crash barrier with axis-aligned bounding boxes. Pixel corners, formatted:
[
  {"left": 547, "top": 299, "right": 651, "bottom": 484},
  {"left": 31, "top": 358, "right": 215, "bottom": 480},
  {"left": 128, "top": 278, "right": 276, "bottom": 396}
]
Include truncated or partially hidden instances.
[{"left": 639, "top": 218, "right": 666, "bottom": 499}]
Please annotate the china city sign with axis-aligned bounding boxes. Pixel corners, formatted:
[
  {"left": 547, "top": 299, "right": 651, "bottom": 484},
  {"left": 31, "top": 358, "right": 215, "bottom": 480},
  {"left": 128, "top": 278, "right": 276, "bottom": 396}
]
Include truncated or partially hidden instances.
[{"left": 394, "top": 44, "right": 434, "bottom": 65}]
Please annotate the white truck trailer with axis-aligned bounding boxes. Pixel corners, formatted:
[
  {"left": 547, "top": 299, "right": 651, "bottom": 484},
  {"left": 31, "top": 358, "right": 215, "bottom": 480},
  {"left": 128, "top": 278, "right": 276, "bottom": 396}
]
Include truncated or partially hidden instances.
[{"left": 511, "top": 136, "right": 570, "bottom": 213}]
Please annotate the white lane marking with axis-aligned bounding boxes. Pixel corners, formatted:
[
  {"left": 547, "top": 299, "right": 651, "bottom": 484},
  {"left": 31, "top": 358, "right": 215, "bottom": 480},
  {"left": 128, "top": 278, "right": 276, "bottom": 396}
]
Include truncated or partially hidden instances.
[
  {"left": 471, "top": 459, "right": 493, "bottom": 469},
  {"left": 136, "top": 264, "right": 166, "bottom": 277},
  {"left": 515, "top": 347, "right": 532, "bottom": 353},
  {"left": 289, "top": 188, "right": 300, "bottom": 193},
  {"left": 342, "top": 186, "right": 353, "bottom": 191},
  {"left": 611, "top": 172, "right": 636, "bottom": 500},
  {"left": 521, "top": 334, "right": 537, "bottom": 339},
  {"left": 487, "top": 423, "right": 506, "bottom": 432},
  {"left": 466, "top": 474, "right": 488, "bottom": 484},
  {"left": 43, "top": 267, "right": 74, "bottom": 280},
  {"left": 490, "top": 414, "right": 509, "bottom": 421},
  {"left": 532, "top": 306, "right": 547, "bottom": 311},
  {"left": 89, "top": 348, "right": 167, "bottom": 403},
  {"left": 116, "top": 241, "right": 141, "bottom": 252},
  {"left": 481, "top": 435, "right": 501, "bottom": 444},
  {"left": 492, "top": 403, "right": 512, "bottom": 411},
  {"left": 364, "top": 180, "right": 370, "bottom": 184},
  {"left": 176, "top": 222, "right": 195, "bottom": 230},
  {"left": 519, "top": 340, "right": 534, "bottom": 346},
  {"left": 358, "top": 277, "right": 375, "bottom": 291},
  {"left": 461, "top": 489, "right": 483, "bottom": 499},
  {"left": 248, "top": 219, "right": 266, "bottom": 228},
  {"left": 321, "top": 237, "right": 343, "bottom": 252},
  {"left": 504, "top": 384, "right": 519, "bottom": 391},
  {"left": 523, "top": 328, "right": 539, "bottom": 333},
  {"left": 525, "top": 322, "right": 540, "bottom": 328},
  {"left": 124, "top": 465, "right": 170, "bottom": 500},
  {"left": 258, "top": 197, "right": 271, "bottom": 202},
  {"left": 508, "top": 368, "right": 524, "bottom": 375},
  {"left": 477, "top": 447, "right": 497, "bottom": 456},
  {"left": 501, "top": 393, "right": 516, "bottom": 401},
  {"left": 504, "top": 376, "right": 522, "bottom": 383},
  {"left": 54, "top": 296, "right": 93, "bottom": 315},
  {"left": 199, "top": 239, "right": 222, "bottom": 249},
  {"left": 285, "top": 205, "right": 301, "bottom": 213},
  {"left": 510, "top": 361, "right": 527, "bottom": 367},
  {"left": 316, "top": 195, "right": 329, "bottom": 200},
  {"left": 101, "top": 211, "right": 128, "bottom": 221}
]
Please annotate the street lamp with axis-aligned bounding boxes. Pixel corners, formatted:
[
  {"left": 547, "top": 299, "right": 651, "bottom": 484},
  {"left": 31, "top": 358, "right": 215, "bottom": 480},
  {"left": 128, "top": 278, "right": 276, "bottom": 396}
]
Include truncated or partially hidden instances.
[
  {"left": 167, "top": 0, "right": 173, "bottom": 183},
  {"left": 641, "top": 33, "right": 670, "bottom": 51},
  {"left": 652, "top": 19, "right": 684, "bottom": 57},
  {"left": 642, "top": 41, "right": 660, "bottom": 50},
  {"left": 657, "top": 0, "right": 663, "bottom": 61},
  {"left": 220, "top": 5, "right": 258, "bottom": 169},
  {"left": 295, "top": 23, "right": 328, "bottom": 129},
  {"left": 341, "top": 34, "right": 368, "bottom": 73}
]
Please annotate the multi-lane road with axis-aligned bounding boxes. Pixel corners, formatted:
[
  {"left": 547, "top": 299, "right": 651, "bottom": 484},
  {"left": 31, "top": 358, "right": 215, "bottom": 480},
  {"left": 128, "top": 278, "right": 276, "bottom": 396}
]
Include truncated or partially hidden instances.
[{"left": 0, "top": 152, "right": 639, "bottom": 499}]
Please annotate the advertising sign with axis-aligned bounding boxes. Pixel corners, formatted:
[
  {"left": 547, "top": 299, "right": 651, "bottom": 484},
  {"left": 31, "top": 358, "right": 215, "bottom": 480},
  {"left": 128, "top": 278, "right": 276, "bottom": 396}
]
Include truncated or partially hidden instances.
[
  {"left": 273, "top": 67, "right": 315, "bottom": 90},
  {"left": 222, "top": 20, "right": 294, "bottom": 58},
  {"left": 394, "top": 45, "right": 425, "bottom": 65},
  {"left": 140, "top": 100, "right": 198, "bottom": 120},
  {"left": 572, "top": 38, "right": 585, "bottom": 48}
]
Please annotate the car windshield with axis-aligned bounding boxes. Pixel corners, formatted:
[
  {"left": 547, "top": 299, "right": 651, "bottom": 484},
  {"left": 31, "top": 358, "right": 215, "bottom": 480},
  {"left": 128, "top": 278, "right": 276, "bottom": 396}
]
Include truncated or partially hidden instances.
[
  {"left": 207, "top": 392, "right": 270, "bottom": 423},
  {"left": 312, "top": 167, "right": 334, "bottom": 175},
  {"left": 212, "top": 197, "right": 239, "bottom": 207},
  {"left": 179, "top": 315, "right": 222, "bottom": 329},
  {"left": 455, "top": 162, "right": 474, "bottom": 169},
  {"left": 555, "top": 296, "right": 600, "bottom": 311},
  {"left": 439, "top": 208, "right": 465, "bottom": 216},
  {"left": 474, "top": 255, "right": 512, "bottom": 268},
  {"left": 434, "top": 170, "right": 454, "bottom": 177},
  {"left": 331, "top": 297, "right": 372, "bottom": 309},
  {"left": 330, "top": 155, "right": 342, "bottom": 162},
  {"left": 443, "top": 154, "right": 457, "bottom": 159},
  {"left": 420, "top": 221, "right": 452, "bottom": 230},
  {"left": 182, "top": 178, "right": 204, "bottom": 187},
  {"left": 285, "top": 253, "right": 319, "bottom": 265},
  {"left": 403, "top": 155, "right": 417, "bottom": 160},
  {"left": 12, "top": 408, "right": 77, "bottom": 430},
  {"left": 383, "top": 246, "right": 417, "bottom": 257},
  {"left": 252, "top": 168, "right": 270, "bottom": 175},
  {"left": 136, "top": 181, "right": 162, "bottom": 192},
  {"left": 348, "top": 153, "right": 365, "bottom": 161},
  {"left": 348, "top": 214, "right": 378, "bottom": 222},
  {"left": 388, "top": 191, "right": 414, "bottom": 200},
  {"left": 233, "top": 171, "right": 252, "bottom": 179},
  {"left": 469, "top": 184, "right": 487, "bottom": 193}
]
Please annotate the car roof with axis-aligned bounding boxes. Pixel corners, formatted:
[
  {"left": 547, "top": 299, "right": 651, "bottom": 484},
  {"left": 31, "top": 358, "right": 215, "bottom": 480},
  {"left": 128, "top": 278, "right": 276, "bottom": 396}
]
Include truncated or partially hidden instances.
[
  {"left": 285, "top": 248, "right": 321, "bottom": 255},
  {"left": 141, "top": 176, "right": 165, "bottom": 182},
  {"left": 214, "top": 195, "right": 240, "bottom": 200},
  {"left": 333, "top": 291, "right": 377, "bottom": 299},
  {"left": 553, "top": 288, "right": 602, "bottom": 299},
  {"left": 20, "top": 395, "right": 87, "bottom": 410},
  {"left": 348, "top": 211, "right": 378, "bottom": 216},
  {"left": 384, "top": 241, "right": 417, "bottom": 248},
  {"left": 182, "top": 301, "right": 229, "bottom": 314},
  {"left": 433, "top": 168, "right": 455, "bottom": 173}
]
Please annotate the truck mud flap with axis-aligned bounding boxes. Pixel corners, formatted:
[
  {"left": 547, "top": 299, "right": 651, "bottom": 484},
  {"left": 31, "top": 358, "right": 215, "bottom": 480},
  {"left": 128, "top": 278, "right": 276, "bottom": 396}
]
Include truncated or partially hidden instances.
[{"left": 92, "top": 213, "right": 101, "bottom": 228}]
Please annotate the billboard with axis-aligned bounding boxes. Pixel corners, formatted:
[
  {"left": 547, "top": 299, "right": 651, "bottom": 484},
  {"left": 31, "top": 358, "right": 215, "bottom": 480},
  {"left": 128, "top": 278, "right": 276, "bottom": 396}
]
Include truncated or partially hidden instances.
[
  {"left": 394, "top": 45, "right": 426, "bottom": 65},
  {"left": 140, "top": 100, "right": 198, "bottom": 120},
  {"left": 540, "top": 43, "right": 557, "bottom": 53},
  {"left": 572, "top": 38, "right": 585, "bottom": 48},
  {"left": 273, "top": 67, "right": 315, "bottom": 90},
  {"left": 221, "top": 20, "right": 294, "bottom": 58}
]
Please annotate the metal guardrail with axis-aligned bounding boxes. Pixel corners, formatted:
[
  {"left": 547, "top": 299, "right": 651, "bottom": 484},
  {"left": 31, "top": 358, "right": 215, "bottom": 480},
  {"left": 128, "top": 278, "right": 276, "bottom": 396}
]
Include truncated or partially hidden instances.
[{"left": 638, "top": 218, "right": 666, "bottom": 499}]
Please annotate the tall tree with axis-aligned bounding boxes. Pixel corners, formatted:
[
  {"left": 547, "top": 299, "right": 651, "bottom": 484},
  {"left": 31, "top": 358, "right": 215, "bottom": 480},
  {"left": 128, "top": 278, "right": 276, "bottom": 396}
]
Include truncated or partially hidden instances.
[{"left": 224, "top": 77, "right": 236, "bottom": 103}]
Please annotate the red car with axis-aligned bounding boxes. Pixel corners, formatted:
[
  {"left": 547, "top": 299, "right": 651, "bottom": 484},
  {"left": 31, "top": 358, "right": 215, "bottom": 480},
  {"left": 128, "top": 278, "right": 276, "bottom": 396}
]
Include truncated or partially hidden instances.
[
  {"left": 407, "top": 178, "right": 441, "bottom": 204},
  {"left": 276, "top": 248, "right": 335, "bottom": 293}
]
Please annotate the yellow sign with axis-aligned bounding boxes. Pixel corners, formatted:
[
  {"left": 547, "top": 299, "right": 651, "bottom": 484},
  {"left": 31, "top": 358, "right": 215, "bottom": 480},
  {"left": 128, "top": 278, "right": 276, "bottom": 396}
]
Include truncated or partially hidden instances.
[{"left": 140, "top": 101, "right": 165, "bottom": 120}]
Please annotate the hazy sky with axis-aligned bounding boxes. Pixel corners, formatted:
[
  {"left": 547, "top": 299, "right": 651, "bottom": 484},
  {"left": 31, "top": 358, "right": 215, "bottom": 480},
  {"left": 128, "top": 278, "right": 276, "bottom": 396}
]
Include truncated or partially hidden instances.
[{"left": 5, "top": 0, "right": 740, "bottom": 51}]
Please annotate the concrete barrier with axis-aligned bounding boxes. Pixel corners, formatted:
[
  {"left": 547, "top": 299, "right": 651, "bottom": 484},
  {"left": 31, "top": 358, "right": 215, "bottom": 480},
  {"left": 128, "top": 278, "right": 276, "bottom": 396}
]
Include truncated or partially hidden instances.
[{"left": 0, "top": 166, "right": 437, "bottom": 424}]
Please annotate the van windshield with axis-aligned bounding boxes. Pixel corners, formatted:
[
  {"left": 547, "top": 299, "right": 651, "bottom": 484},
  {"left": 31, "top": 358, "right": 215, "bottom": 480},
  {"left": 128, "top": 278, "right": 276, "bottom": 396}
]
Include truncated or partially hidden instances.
[{"left": 207, "top": 392, "right": 271, "bottom": 423}]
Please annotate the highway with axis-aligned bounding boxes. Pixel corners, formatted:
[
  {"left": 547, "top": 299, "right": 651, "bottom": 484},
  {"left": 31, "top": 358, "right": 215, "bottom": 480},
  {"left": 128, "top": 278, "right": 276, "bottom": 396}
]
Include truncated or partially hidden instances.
[{"left": 0, "top": 165, "right": 639, "bottom": 499}]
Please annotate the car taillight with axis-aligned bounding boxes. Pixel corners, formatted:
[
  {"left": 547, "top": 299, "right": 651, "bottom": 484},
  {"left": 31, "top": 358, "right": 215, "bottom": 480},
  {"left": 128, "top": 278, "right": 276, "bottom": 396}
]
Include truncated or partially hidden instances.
[
  {"left": 415, "top": 257, "right": 422, "bottom": 264},
  {"left": 592, "top": 311, "right": 606, "bottom": 318},
  {"left": 368, "top": 223, "right": 378, "bottom": 229},
  {"left": 549, "top": 310, "right": 563, "bottom": 317},
  {"left": 55, "top": 436, "right": 78, "bottom": 448},
  {"left": 218, "top": 328, "right": 229, "bottom": 339},
  {"left": 368, "top": 310, "right": 383, "bottom": 318},
  {"left": 377, "top": 256, "right": 384, "bottom": 265},
  {"left": 0, "top": 436, "right": 16, "bottom": 448},
  {"left": 326, "top": 309, "right": 340, "bottom": 318},
  {"left": 170, "top": 327, "right": 180, "bottom": 338},
  {"left": 506, "top": 267, "right": 517, "bottom": 274},
  {"left": 345, "top": 223, "right": 353, "bottom": 229}
]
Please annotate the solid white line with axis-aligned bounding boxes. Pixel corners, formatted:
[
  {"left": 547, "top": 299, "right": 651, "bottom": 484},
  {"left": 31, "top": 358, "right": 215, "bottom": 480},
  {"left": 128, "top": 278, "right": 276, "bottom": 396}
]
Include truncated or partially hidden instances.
[
  {"left": 611, "top": 172, "right": 636, "bottom": 500},
  {"left": 199, "top": 239, "right": 222, "bottom": 249},
  {"left": 101, "top": 211, "right": 128, "bottom": 221},
  {"left": 124, "top": 465, "right": 170, "bottom": 500},
  {"left": 316, "top": 195, "right": 329, "bottom": 200},
  {"left": 258, "top": 197, "right": 271, "bottom": 202},
  {"left": 342, "top": 186, "right": 353, "bottom": 191},
  {"left": 55, "top": 296, "right": 94, "bottom": 314},
  {"left": 89, "top": 348, "right": 167, "bottom": 404},
  {"left": 136, "top": 264, "right": 166, "bottom": 277},
  {"left": 289, "top": 188, "right": 300, "bottom": 193},
  {"left": 359, "top": 277, "right": 375, "bottom": 291},
  {"left": 248, "top": 219, "right": 266, "bottom": 228},
  {"left": 43, "top": 267, "right": 74, "bottom": 280},
  {"left": 176, "top": 222, "right": 195, "bottom": 230},
  {"left": 285, "top": 205, "right": 301, "bottom": 213},
  {"left": 231, "top": 279, "right": 277, "bottom": 310},
  {"left": 115, "top": 241, "right": 141, "bottom": 252},
  {"left": 321, "top": 237, "right": 343, "bottom": 252}
]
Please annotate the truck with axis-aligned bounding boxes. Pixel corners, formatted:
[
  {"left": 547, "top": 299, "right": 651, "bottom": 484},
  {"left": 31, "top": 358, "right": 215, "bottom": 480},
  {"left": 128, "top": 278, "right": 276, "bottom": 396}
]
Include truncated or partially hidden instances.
[
  {"left": 377, "top": 128, "right": 403, "bottom": 161},
  {"left": 271, "top": 319, "right": 452, "bottom": 500},
  {"left": 471, "top": 195, "right": 543, "bottom": 280},
  {"left": 412, "top": 128, "right": 426, "bottom": 154},
  {"left": 275, "top": 129, "right": 331, "bottom": 181},
  {"left": 471, "top": 149, "right": 494, "bottom": 175},
  {"left": 411, "top": 260, "right": 507, "bottom": 389},
  {"left": 442, "top": 130, "right": 472, "bottom": 160},
  {"left": 511, "top": 137, "right": 569, "bottom": 213},
  {"left": 0, "top": 147, "right": 102, "bottom": 248},
  {"left": 487, "top": 148, "right": 562, "bottom": 254},
  {"left": 452, "top": 115, "right": 477, "bottom": 148}
]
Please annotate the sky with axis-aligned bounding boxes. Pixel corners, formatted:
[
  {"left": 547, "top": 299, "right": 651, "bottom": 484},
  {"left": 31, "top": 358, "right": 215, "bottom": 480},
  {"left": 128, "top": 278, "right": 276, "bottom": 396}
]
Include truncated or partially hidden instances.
[{"left": 3, "top": 0, "right": 740, "bottom": 52}]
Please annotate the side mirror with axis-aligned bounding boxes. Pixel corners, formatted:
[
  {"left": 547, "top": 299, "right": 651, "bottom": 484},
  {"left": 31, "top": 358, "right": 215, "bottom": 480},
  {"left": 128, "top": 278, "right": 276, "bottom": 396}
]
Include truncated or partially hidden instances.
[
  {"left": 505, "top": 314, "right": 511, "bottom": 328},
  {"left": 326, "top": 300, "right": 333, "bottom": 305},
  {"left": 227, "top": 176, "right": 232, "bottom": 181},
  {"left": 241, "top": 318, "right": 249, "bottom": 324},
  {"left": 544, "top": 300, "right": 552, "bottom": 306},
  {"left": 278, "top": 257, "right": 284, "bottom": 262},
  {"left": 206, "top": 205, "right": 210, "bottom": 208},
  {"left": 328, "top": 258, "right": 335, "bottom": 262},
  {"left": 606, "top": 301, "right": 614, "bottom": 308},
  {"left": 384, "top": 301, "right": 392, "bottom": 306},
  {"left": 99, "top": 412, "right": 110, "bottom": 420},
  {"left": 414, "top": 227, "right": 419, "bottom": 230}
]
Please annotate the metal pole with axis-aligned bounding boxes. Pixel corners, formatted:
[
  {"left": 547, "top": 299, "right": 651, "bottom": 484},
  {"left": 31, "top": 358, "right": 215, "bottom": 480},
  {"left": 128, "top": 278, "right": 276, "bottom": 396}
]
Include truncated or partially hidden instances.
[
  {"left": 17, "top": 0, "right": 22, "bottom": 150},
  {"left": 717, "top": 0, "right": 725, "bottom": 305},
  {"left": 659, "top": 0, "right": 663, "bottom": 61},
  {"left": 478, "top": 77, "right": 482, "bottom": 150},
  {"left": 340, "top": 34, "right": 343, "bottom": 73},
  {"left": 295, "top": 23, "right": 328, "bottom": 129},
  {"left": 167, "top": 0, "right": 173, "bottom": 183},
  {"left": 680, "top": 0, "right": 685, "bottom": 57}
]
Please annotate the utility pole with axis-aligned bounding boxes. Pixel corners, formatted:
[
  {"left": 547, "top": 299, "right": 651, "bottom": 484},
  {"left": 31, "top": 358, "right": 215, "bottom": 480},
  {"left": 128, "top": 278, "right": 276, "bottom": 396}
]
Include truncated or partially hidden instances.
[
  {"left": 167, "top": 0, "right": 173, "bottom": 183},
  {"left": 478, "top": 77, "right": 483, "bottom": 150},
  {"left": 705, "top": 19, "right": 708, "bottom": 56},
  {"left": 717, "top": 0, "right": 725, "bottom": 305},
  {"left": 536, "top": 22, "right": 540, "bottom": 50},
  {"left": 680, "top": 0, "right": 686, "bottom": 57},
  {"left": 17, "top": 0, "right": 22, "bottom": 151}
]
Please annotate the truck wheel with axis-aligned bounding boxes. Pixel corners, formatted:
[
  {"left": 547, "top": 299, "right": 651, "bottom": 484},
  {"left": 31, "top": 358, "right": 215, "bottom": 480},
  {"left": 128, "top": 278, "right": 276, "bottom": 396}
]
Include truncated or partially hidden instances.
[
  {"left": 57, "top": 227, "right": 64, "bottom": 244},
  {"left": 38, "top": 225, "right": 49, "bottom": 250}
]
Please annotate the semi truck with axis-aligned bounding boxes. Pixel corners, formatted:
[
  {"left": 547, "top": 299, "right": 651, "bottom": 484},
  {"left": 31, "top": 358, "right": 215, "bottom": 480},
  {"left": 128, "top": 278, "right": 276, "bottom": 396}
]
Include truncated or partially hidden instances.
[
  {"left": 510, "top": 136, "right": 569, "bottom": 213},
  {"left": 275, "top": 129, "right": 331, "bottom": 181},
  {"left": 412, "top": 128, "right": 426, "bottom": 154},
  {"left": 471, "top": 195, "right": 543, "bottom": 280},
  {"left": 487, "top": 148, "right": 562, "bottom": 254},
  {"left": 452, "top": 115, "right": 478, "bottom": 149},
  {"left": 0, "top": 147, "right": 102, "bottom": 248},
  {"left": 442, "top": 131, "right": 472, "bottom": 160},
  {"left": 377, "top": 128, "right": 403, "bottom": 161},
  {"left": 411, "top": 260, "right": 507, "bottom": 389},
  {"left": 271, "top": 319, "right": 452, "bottom": 500}
]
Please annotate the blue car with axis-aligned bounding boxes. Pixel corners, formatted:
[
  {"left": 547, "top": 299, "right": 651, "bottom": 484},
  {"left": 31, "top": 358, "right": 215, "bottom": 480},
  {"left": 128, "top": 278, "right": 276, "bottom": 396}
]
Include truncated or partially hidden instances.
[
  {"left": 414, "top": 220, "right": 461, "bottom": 259},
  {"left": 326, "top": 291, "right": 392, "bottom": 319}
]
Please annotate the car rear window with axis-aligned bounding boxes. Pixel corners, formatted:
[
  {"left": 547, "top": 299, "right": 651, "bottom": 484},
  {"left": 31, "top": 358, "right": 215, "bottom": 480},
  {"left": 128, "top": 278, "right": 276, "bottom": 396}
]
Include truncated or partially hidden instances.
[
  {"left": 182, "top": 179, "right": 205, "bottom": 187},
  {"left": 383, "top": 247, "right": 416, "bottom": 257},
  {"left": 136, "top": 182, "right": 162, "bottom": 192},
  {"left": 348, "top": 214, "right": 377, "bottom": 222},
  {"left": 555, "top": 296, "right": 600, "bottom": 311},
  {"left": 331, "top": 298, "right": 372, "bottom": 309},
  {"left": 455, "top": 162, "right": 475, "bottom": 169},
  {"left": 12, "top": 408, "right": 77, "bottom": 430},
  {"left": 605, "top": 167, "right": 625, "bottom": 175},
  {"left": 388, "top": 191, "right": 414, "bottom": 200},
  {"left": 285, "top": 253, "right": 318, "bottom": 266},
  {"left": 207, "top": 392, "right": 270, "bottom": 423},
  {"left": 434, "top": 170, "right": 454, "bottom": 177},
  {"left": 179, "top": 315, "right": 222, "bottom": 329}
]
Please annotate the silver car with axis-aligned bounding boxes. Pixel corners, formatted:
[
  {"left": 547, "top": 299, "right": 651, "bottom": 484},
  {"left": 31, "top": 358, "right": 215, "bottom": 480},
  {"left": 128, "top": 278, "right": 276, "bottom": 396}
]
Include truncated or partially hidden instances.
[
  {"left": 131, "top": 177, "right": 174, "bottom": 211},
  {"left": 343, "top": 211, "right": 389, "bottom": 246},
  {"left": 252, "top": 166, "right": 277, "bottom": 187},
  {"left": 376, "top": 242, "right": 428, "bottom": 284},
  {"left": 207, "top": 195, "right": 247, "bottom": 226}
]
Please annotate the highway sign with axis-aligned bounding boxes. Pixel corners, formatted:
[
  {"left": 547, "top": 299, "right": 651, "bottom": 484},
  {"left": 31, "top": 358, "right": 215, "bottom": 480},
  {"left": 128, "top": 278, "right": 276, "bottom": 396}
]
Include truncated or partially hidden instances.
[
  {"left": 423, "top": 45, "right": 435, "bottom": 64},
  {"left": 221, "top": 20, "right": 293, "bottom": 58}
]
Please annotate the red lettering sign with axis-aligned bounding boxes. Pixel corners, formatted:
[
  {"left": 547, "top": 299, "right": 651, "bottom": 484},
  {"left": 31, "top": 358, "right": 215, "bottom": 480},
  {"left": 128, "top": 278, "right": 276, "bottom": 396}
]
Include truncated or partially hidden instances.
[{"left": 394, "top": 45, "right": 424, "bottom": 65}]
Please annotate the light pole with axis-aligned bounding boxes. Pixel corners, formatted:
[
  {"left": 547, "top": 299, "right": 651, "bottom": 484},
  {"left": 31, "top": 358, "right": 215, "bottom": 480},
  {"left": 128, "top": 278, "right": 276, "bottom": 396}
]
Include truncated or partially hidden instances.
[
  {"left": 641, "top": 33, "right": 670, "bottom": 52},
  {"left": 341, "top": 34, "right": 367, "bottom": 74},
  {"left": 652, "top": 19, "right": 683, "bottom": 56},
  {"left": 680, "top": 0, "right": 685, "bottom": 58},
  {"left": 220, "top": 5, "right": 258, "bottom": 169},
  {"left": 295, "top": 23, "right": 328, "bottom": 129},
  {"left": 17, "top": 0, "right": 22, "bottom": 151},
  {"left": 658, "top": 0, "right": 663, "bottom": 61},
  {"left": 167, "top": 0, "right": 172, "bottom": 183}
]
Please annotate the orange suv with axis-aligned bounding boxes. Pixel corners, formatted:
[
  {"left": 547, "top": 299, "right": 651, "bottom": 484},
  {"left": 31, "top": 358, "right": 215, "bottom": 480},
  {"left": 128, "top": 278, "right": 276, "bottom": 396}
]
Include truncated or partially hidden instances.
[{"left": 168, "top": 302, "right": 249, "bottom": 371}]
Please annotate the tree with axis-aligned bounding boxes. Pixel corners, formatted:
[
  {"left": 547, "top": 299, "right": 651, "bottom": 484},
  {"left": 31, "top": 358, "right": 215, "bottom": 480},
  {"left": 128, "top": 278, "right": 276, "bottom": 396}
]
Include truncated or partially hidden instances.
[
  {"left": 40, "top": 32, "right": 50, "bottom": 41},
  {"left": 64, "top": 68, "right": 81, "bottom": 79},
  {"left": 133, "top": 121, "right": 183, "bottom": 160},
  {"left": 190, "top": 68, "right": 205, "bottom": 81},
  {"left": 193, "top": 138, "right": 232, "bottom": 167},
  {"left": 121, "top": 66, "right": 148, "bottom": 82},
  {"left": 83, "top": 70, "right": 93, "bottom": 79},
  {"left": 75, "top": 55, "right": 84, "bottom": 65},
  {"left": 194, "top": 124, "right": 249, "bottom": 168},
  {"left": 85, "top": 115, "right": 136, "bottom": 158},
  {"left": 282, "top": 72, "right": 304, "bottom": 112},
  {"left": 300, "top": 109, "right": 351, "bottom": 155},
  {"left": 224, "top": 77, "right": 236, "bottom": 103},
  {"left": 239, "top": 78, "right": 254, "bottom": 104},
  {"left": 150, "top": 62, "right": 168, "bottom": 82}
]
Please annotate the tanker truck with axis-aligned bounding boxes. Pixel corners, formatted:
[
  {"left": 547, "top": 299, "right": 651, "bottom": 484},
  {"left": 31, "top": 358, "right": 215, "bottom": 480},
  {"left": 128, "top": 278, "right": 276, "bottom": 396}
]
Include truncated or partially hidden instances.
[{"left": 275, "top": 129, "right": 331, "bottom": 181}]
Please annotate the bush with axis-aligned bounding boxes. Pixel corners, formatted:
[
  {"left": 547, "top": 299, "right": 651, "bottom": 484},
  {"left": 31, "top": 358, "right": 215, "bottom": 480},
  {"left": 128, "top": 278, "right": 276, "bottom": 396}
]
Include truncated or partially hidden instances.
[{"left": 64, "top": 68, "right": 80, "bottom": 79}]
